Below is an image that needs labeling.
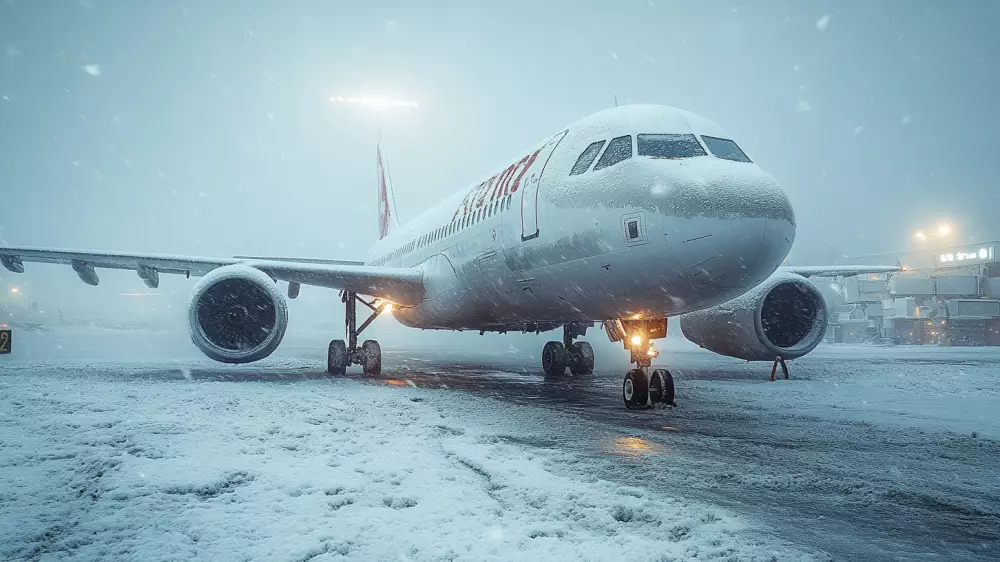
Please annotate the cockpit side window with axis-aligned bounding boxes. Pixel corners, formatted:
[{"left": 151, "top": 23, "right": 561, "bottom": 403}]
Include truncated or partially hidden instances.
[
  {"left": 593, "top": 135, "right": 632, "bottom": 171},
  {"left": 701, "top": 135, "right": 752, "bottom": 163},
  {"left": 569, "top": 140, "right": 606, "bottom": 175},
  {"left": 637, "top": 134, "right": 706, "bottom": 159}
]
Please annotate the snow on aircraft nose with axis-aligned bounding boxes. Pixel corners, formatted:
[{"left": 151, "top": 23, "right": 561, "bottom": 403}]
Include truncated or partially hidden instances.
[{"left": 657, "top": 160, "right": 795, "bottom": 290}]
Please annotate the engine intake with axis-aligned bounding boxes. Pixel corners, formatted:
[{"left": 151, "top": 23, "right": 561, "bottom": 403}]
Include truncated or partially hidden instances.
[
  {"left": 679, "top": 272, "right": 828, "bottom": 361},
  {"left": 188, "top": 265, "right": 288, "bottom": 363}
]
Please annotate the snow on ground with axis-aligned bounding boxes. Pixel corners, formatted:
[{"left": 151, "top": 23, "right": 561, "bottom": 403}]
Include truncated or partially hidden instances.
[
  {"left": 684, "top": 343, "right": 1000, "bottom": 439},
  {"left": 0, "top": 330, "right": 823, "bottom": 561}
]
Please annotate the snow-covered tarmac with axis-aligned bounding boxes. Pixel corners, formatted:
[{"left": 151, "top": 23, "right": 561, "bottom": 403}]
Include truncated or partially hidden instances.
[{"left": 1, "top": 328, "right": 998, "bottom": 561}]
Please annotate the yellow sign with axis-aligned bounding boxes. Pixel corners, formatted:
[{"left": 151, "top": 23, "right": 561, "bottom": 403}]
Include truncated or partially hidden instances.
[{"left": 0, "top": 329, "right": 10, "bottom": 354}]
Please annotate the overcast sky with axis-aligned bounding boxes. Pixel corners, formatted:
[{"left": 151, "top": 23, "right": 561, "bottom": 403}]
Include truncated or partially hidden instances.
[{"left": 1, "top": 0, "right": 998, "bottom": 324}]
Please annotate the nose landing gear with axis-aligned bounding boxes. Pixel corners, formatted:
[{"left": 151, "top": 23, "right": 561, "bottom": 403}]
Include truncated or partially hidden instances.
[
  {"left": 614, "top": 317, "right": 674, "bottom": 410},
  {"left": 327, "top": 291, "right": 389, "bottom": 377},
  {"left": 621, "top": 342, "right": 675, "bottom": 410}
]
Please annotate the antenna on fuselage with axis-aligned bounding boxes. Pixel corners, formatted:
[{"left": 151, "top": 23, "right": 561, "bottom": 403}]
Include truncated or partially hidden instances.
[{"left": 614, "top": 95, "right": 619, "bottom": 108}]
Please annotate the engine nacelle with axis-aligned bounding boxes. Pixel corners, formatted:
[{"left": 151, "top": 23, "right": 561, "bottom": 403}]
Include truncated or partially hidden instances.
[
  {"left": 679, "top": 272, "right": 828, "bottom": 361},
  {"left": 188, "top": 264, "right": 288, "bottom": 363}
]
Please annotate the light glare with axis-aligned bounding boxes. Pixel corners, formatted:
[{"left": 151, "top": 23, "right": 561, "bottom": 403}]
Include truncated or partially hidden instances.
[{"left": 329, "top": 96, "right": 419, "bottom": 111}]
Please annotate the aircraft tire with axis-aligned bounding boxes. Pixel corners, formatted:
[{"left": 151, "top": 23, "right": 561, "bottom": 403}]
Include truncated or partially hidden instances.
[
  {"left": 541, "top": 341, "right": 569, "bottom": 376},
  {"left": 361, "top": 340, "right": 382, "bottom": 377},
  {"left": 623, "top": 369, "right": 649, "bottom": 410},
  {"left": 328, "top": 339, "right": 348, "bottom": 375},
  {"left": 568, "top": 341, "right": 595, "bottom": 375},
  {"left": 649, "top": 369, "right": 675, "bottom": 405}
]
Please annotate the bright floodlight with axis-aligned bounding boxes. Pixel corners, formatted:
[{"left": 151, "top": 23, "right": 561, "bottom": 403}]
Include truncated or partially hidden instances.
[
  {"left": 914, "top": 230, "right": 927, "bottom": 241},
  {"left": 329, "top": 96, "right": 419, "bottom": 111},
  {"left": 10, "top": 288, "right": 18, "bottom": 295},
  {"left": 938, "top": 223, "right": 951, "bottom": 236}
]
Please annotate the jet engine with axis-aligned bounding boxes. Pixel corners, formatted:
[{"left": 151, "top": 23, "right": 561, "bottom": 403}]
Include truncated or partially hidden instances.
[
  {"left": 679, "top": 272, "right": 828, "bottom": 361},
  {"left": 187, "top": 264, "right": 288, "bottom": 363}
]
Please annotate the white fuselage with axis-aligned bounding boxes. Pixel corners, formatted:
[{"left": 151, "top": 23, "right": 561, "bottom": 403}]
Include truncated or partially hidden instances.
[{"left": 365, "top": 105, "right": 796, "bottom": 331}]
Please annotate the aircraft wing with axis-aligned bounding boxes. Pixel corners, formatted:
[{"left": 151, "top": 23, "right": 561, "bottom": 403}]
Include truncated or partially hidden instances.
[
  {"left": 0, "top": 246, "right": 425, "bottom": 306},
  {"left": 780, "top": 265, "right": 901, "bottom": 278}
]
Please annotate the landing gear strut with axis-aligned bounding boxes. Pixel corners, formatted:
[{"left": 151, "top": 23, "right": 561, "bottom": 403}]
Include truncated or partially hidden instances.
[
  {"left": 622, "top": 339, "right": 675, "bottom": 410},
  {"left": 327, "top": 291, "right": 387, "bottom": 377},
  {"left": 541, "top": 322, "right": 595, "bottom": 376},
  {"left": 616, "top": 318, "right": 674, "bottom": 410}
]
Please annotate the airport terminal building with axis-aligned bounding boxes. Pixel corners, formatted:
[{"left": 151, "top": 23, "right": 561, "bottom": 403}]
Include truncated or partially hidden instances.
[{"left": 825, "top": 242, "right": 1000, "bottom": 346}]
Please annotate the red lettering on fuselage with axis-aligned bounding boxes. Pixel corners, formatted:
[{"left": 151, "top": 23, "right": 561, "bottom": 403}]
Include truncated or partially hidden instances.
[
  {"left": 484, "top": 164, "right": 516, "bottom": 206},
  {"left": 454, "top": 179, "right": 485, "bottom": 220},
  {"left": 508, "top": 149, "right": 541, "bottom": 195},
  {"left": 452, "top": 144, "right": 545, "bottom": 219}
]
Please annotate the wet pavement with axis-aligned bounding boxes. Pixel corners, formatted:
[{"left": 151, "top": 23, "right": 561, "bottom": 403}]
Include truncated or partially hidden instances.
[{"left": 357, "top": 345, "right": 1000, "bottom": 562}]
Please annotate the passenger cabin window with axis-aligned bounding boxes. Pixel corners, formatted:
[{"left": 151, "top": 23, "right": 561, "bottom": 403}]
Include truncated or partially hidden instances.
[
  {"left": 569, "top": 140, "right": 606, "bottom": 175},
  {"left": 593, "top": 135, "right": 632, "bottom": 171},
  {"left": 701, "top": 135, "right": 752, "bottom": 163},
  {"left": 637, "top": 134, "right": 706, "bottom": 159}
]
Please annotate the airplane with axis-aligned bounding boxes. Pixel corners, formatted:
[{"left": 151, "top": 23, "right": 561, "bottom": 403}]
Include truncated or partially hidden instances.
[{"left": 0, "top": 104, "right": 896, "bottom": 409}]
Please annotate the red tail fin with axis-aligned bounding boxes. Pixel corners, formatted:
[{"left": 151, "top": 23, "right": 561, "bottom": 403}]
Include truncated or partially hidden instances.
[{"left": 376, "top": 143, "right": 398, "bottom": 240}]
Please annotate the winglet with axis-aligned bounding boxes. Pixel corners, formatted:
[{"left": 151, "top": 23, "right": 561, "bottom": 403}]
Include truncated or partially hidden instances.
[{"left": 376, "top": 142, "right": 400, "bottom": 240}]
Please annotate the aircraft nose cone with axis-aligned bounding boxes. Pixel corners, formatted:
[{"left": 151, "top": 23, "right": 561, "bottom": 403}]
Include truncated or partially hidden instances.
[{"left": 661, "top": 163, "right": 795, "bottom": 290}]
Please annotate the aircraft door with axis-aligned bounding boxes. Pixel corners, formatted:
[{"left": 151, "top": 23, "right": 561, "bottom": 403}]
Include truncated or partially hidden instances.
[{"left": 520, "top": 130, "right": 567, "bottom": 241}]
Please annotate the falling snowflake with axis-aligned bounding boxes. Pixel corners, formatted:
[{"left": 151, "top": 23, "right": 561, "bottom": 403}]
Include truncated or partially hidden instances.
[
  {"left": 901, "top": 114, "right": 912, "bottom": 125},
  {"left": 82, "top": 64, "right": 101, "bottom": 76},
  {"left": 611, "top": 51, "right": 618, "bottom": 60},
  {"left": 816, "top": 15, "right": 830, "bottom": 31},
  {"left": 796, "top": 101, "right": 811, "bottom": 112},
  {"left": 385, "top": 20, "right": 397, "bottom": 31},
  {"left": 853, "top": 125, "right": 864, "bottom": 134}
]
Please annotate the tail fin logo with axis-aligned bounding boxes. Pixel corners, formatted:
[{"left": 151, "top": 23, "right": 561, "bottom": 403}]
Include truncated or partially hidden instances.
[{"left": 377, "top": 144, "right": 393, "bottom": 240}]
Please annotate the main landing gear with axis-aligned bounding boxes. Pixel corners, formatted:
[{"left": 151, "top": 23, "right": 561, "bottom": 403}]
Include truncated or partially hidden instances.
[
  {"left": 327, "top": 291, "right": 388, "bottom": 377},
  {"left": 541, "top": 322, "right": 596, "bottom": 376}
]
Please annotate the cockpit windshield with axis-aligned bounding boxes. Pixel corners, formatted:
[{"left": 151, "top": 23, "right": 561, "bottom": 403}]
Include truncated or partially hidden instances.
[
  {"left": 701, "top": 135, "right": 752, "bottom": 163},
  {"left": 637, "top": 134, "right": 706, "bottom": 159}
]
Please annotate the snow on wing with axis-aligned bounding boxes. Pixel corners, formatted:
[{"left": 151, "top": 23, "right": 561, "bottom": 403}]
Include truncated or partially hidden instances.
[
  {"left": 779, "top": 265, "right": 900, "bottom": 278},
  {"left": 0, "top": 246, "right": 425, "bottom": 306}
]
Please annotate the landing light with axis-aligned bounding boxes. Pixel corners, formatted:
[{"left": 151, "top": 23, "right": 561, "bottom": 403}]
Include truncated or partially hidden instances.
[
  {"left": 647, "top": 343, "right": 659, "bottom": 358},
  {"left": 383, "top": 302, "right": 394, "bottom": 313},
  {"left": 630, "top": 335, "right": 642, "bottom": 346}
]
